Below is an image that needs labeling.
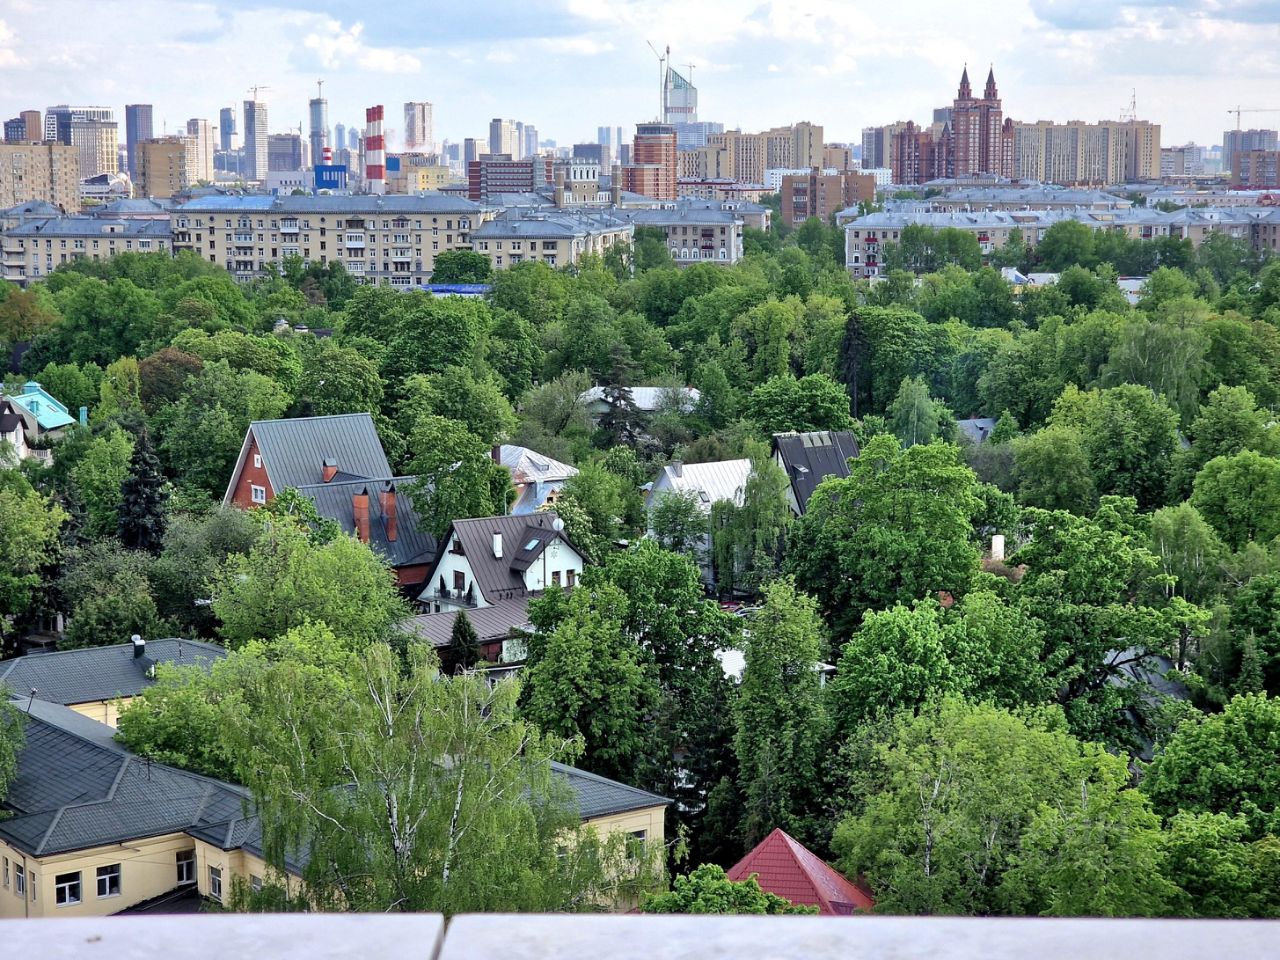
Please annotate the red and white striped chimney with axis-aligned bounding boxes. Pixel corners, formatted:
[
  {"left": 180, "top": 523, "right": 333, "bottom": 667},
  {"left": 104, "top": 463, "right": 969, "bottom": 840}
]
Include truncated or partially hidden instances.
[{"left": 364, "top": 105, "right": 385, "bottom": 195}]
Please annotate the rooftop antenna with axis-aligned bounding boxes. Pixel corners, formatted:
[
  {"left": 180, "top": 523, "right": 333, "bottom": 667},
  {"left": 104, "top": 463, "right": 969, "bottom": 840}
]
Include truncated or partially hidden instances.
[
  {"left": 316, "top": 78, "right": 325, "bottom": 99},
  {"left": 1121, "top": 88, "right": 1137, "bottom": 122}
]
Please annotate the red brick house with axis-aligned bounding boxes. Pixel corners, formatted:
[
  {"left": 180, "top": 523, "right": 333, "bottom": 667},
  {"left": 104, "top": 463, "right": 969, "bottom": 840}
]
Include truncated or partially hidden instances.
[{"left": 222, "top": 413, "right": 436, "bottom": 589}]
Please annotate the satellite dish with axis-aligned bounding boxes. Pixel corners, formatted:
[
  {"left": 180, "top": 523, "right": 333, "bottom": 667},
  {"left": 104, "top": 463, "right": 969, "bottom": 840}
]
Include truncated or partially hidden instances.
[{"left": 552, "top": 517, "right": 565, "bottom": 533}]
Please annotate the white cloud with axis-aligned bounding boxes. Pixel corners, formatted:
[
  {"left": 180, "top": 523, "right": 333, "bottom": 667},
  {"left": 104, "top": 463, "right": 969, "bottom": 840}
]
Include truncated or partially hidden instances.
[{"left": 302, "top": 18, "right": 421, "bottom": 73}]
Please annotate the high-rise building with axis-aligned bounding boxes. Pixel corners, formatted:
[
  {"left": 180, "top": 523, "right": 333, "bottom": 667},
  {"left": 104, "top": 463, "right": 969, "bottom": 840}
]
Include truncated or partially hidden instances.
[
  {"left": 463, "top": 138, "right": 481, "bottom": 165},
  {"left": 309, "top": 87, "right": 329, "bottom": 169},
  {"left": 1233, "top": 150, "right": 1280, "bottom": 187},
  {"left": 781, "top": 169, "right": 877, "bottom": 226},
  {"left": 71, "top": 118, "right": 119, "bottom": 179},
  {"left": 1223, "top": 128, "right": 1278, "bottom": 176},
  {"left": 219, "top": 106, "right": 237, "bottom": 152},
  {"left": 136, "top": 136, "right": 190, "bottom": 198},
  {"left": 243, "top": 99, "right": 268, "bottom": 181},
  {"left": 489, "top": 119, "right": 519, "bottom": 158},
  {"left": 0, "top": 142, "right": 79, "bottom": 210},
  {"left": 1014, "top": 119, "right": 1161, "bottom": 185},
  {"left": 45, "top": 105, "right": 112, "bottom": 144},
  {"left": 186, "top": 119, "right": 214, "bottom": 183},
  {"left": 20, "top": 110, "right": 41, "bottom": 142},
  {"left": 4, "top": 118, "right": 28, "bottom": 143},
  {"left": 5, "top": 110, "right": 42, "bottom": 143},
  {"left": 404, "top": 102, "right": 433, "bottom": 153},
  {"left": 663, "top": 65, "right": 697, "bottom": 125},
  {"left": 348, "top": 127, "right": 360, "bottom": 152},
  {"left": 466, "top": 153, "right": 552, "bottom": 201},
  {"left": 597, "top": 126, "right": 614, "bottom": 151},
  {"left": 334, "top": 123, "right": 347, "bottom": 153},
  {"left": 267, "top": 133, "right": 303, "bottom": 173},
  {"left": 522, "top": 124, "right": 539, "bottom": 159},
  {"left": 949, "top": 66, "right": 1014, "bottom": 178},
  {"left": 124, "top": 104, "right": 153, "bottom": 179},
  {"left": 624, "top": 122, "right": 678, "bottom": 200}
]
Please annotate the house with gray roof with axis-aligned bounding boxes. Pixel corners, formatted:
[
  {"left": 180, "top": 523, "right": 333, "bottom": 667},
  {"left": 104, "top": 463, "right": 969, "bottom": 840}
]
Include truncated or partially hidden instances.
[
  {"left": 0, "top": 216, "right": 171, "bottom": 286},
  {"left": 222, "top": 413, "right": 437, "bottom": 589},
  {"left": 648, "top": 459, "right": 752, "bottom": 587},
  {"left": 499, "top": 444, "right": 578, "bottom": 516},
  {"left": 772, "top": 431, "right": 860, "bottom": 516}
]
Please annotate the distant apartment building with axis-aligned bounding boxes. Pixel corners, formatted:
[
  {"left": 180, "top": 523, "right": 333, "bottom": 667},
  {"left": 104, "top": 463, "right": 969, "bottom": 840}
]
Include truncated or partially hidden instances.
[
  {"left": 1233, "top": 150, "right": 1280, "bottom": 188},
  {"left": 471, "top": 208, "right": 631, "bottom": 271},
  {"left": 861, "top": 121, "right": 909, "bottom": 173},
  {"left": 1223, "top": 128, "right": 1277, "bottom": 175},
  {"left": 267, "top": 133, "right": 303, "bottom": 172},
  {"left": 466, "top": 154, "right": 553, "bottom": 201},
  {"left": 404, "top": 101, "right": 434, "bottom": 153},
  {"left": 171, "top": 194, "right": 486, "bottom": 285},
  {"left": 124, "top": 104, "right": 153, "bottom": 179},
  {"left": 242, "top": 99, "right": 268, "bottom": 181},
  {"left": 3, "top": 118, "right": 28, "bottom": 143},
  {"left": 696, "top": 122, "right": 824, "bottom": 186},
  {"left": 186, "top": 119, "right": 215, "bottom": 183},
  {"left": 781, "top": 169, "right": 876, "bottom": 226},
  {"left": 624, "top": 123, "right": 678, "bottom": 200},
  {"left": 0, "top": 142, "right": 80, "bottom": 210},
  {"left": 950, "top": 67, "right": 1015, "bottom": 178},
  {"left": 823, "top": 145, "right": 854, "bottom": 171},
  {"left": 7, "top": 110, "right": 42, "bottom": 142},
  {"left": 1, "top": 217, "right": 171, "bottom": 285},
  {"left": 1014, "top": 119, "right": 1161, "bottom": 185},
  {"left": 218, "top": 106, "right": 237, "bottom": 151},
  {"left": 135, "top": 137, "right": 191, "bottom": 198},
  {"left": 609, "top": 204, "right": 744, "bottom": 264}
]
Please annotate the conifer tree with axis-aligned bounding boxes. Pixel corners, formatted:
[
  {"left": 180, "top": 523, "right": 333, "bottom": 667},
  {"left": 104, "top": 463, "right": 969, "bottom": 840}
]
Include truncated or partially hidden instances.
[
  {"left": 118, "top": 430, "right": 169, "bottom": 553},
  {"left": 449, "top": 611, "right": 481, "bottom": 670}
]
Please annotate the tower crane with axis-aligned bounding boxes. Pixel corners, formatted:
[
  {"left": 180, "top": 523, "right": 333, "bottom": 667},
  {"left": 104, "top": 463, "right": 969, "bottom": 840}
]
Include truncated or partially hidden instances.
[
  {"left": 247, "top": 84, "right": 271, "bottom": 101},
  {"left": 645, "top": 41, "right": 668, "bottom": 121},
  {"left": 1227, "top": 106, "right": 1280, "bottom": 131}
]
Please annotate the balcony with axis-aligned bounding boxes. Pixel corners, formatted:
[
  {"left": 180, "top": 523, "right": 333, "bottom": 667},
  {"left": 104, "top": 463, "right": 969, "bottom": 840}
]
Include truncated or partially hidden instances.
[
  {"left": 280, "top": 220, "right": 300, "bottom": 233},
  {"left": 233, "top": 232, "right": 254, "bottom": 244},
  {"left": 2, "top": 914, "right": 1274, "bottom": 960},
  {"left": 345, "top": 235, "right": 366, "bottom": 248}
]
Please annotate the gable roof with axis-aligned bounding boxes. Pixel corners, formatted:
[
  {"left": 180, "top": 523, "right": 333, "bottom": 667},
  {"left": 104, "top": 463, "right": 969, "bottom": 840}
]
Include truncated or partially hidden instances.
[
  {"left": 427, "top": 513, "right": 577, "bottom": 605},
  {"left": 224, "top": 413, "right": 392, "bottom": 503},
  {"left": 0, "top": 638, "right": 226, "bottom": 706},
  {"left": 0, "top": 708, "right": 248, "bottom": 858},
  {"left": 955, "top": 417, "right": 998, "bottom": 444},
  {"left": 292, "top": 478, "right": 437, "bottom": 570},
  {"left": 651, "top": 459, "right": 751, "bottom": 512},
  {"left": 580, "top": 385, "right": 700, "bottom": 413},
  {"left": 500, "top": 444, "right": 578, "bottom": 515},
  {"left": 771, "top": 431, "right": 860, "bottom": 514},
  {"left": 402, "top": 597, "right": 535, "bottom": 649},
  {"left": 550, "top": 762, "right": 669, "bottom": 819},
  {"left": 727, "top": 828, "right": 874, "bottom": 916}
]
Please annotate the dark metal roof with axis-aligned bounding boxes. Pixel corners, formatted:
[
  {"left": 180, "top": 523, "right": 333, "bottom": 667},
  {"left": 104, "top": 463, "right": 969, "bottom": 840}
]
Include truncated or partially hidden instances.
[
  {"left": 549, "top": 762, "right": 669, "bottom": 820},
  {"left": 402, "top": 598, "right": 533, "bottom": 648},
  {"left": 0, "top": 709, "right": 248, "bottom": 857},
  {"left": 294, "top": 478, "right": 437, "bottom": 569},
  {"left": 0, "top": 638, "right": 226, "bottom": 706},
  {"left": 428, "top": 513, "right": 574, "bottom": 605},
  {"left": 245, "top": 413, "right": 392, "bottom": 495},
  {"left": 771, "top": 431, "right": 860, "bottom": 514}
]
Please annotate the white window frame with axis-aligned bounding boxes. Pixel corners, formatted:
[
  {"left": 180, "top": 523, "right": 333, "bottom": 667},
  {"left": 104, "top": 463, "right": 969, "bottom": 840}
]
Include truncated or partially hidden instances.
[
  {"left": 96, "top": 864, "right": 121, "bottom": 898},
  {"left": 250, "top": 484, "right": 267, "bottom": 504},
  {"left": 55, "top": 871, "right": 81, "bottom": 906},
  {"left": 250, "top": 874, "right": 263, "bottom": 893},
  {"left": 176, "top": 849, "right": 195, "bottom": 885},
  {"left": 253, "top": 453, "right": 262, "bottom": 468},
  {"left": 14, "top": 863, "right": 24, "bottom": 897},
  {"left": 209, "top": 865, "right": 222, "bottom": 901}
]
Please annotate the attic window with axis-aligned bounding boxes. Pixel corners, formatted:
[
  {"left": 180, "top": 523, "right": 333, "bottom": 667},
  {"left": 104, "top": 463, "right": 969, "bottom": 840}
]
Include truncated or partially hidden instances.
[
  {"left": 524, "top": 537, "right": 542, "bottom": 551},
  {"left": 698, "top": 491, "right": 710, "bottom": 503},
  {"left": 450, "top": 538, "right": 464, "bottom": 555}
]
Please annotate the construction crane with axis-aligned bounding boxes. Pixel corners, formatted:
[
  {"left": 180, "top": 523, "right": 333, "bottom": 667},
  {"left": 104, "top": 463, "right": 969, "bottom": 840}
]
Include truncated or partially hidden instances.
[
  {"left": 1228, "top": 106, "right": 1280, "bottom": 131},
  {"left": 645, "top": 41, "right": 668, "bottom": 121},
  {"left": 247, "top": 84, "right": 271, "bottom": 101}
]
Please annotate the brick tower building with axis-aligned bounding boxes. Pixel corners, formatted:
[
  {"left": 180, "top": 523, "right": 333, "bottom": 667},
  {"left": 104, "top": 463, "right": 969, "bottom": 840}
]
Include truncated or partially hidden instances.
[{"left": 949, "top": 66, "right": 1015, "bottom": 178}]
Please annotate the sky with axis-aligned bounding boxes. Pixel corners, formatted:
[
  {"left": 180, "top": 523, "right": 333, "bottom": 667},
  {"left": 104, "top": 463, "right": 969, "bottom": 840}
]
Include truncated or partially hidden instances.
[{"left": 2, "top": 0, "right": 1279, "bottom": 151}]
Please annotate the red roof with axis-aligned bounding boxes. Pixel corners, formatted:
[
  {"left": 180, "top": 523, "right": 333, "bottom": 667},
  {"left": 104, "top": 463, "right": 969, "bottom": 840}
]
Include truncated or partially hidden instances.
[{"left": 727, "top": 828, "right": 875, "bottom": 916}]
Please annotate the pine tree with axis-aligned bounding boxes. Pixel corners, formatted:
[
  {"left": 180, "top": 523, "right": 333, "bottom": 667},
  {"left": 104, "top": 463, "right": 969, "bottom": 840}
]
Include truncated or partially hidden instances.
[
  {"left": 449, "top": 611, "right": 482, "bottom": 671},
  {"left": 118, "top": 430, "right": 169, "bottom": 553}
]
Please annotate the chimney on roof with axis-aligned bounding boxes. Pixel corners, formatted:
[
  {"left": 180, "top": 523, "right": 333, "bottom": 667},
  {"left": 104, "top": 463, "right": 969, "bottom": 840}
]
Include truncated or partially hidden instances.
[
  {"left": 353, "top": 489, "right": 371, "bottom": 543},
  {"left": 322, "top": 458, "right": 338, "bottom": 483},
  {"left": 670, "top": 460, "right": 683, "bottom": 478},
  {"left": 492, "top": 530, "right": 503, "bottom": 559},
  {"left": 132, "top": 634, "right": 145, "bottom": 659},
  {"left": 380, "top": 484, "right": 398, "bottom": 543},
  {"left": 991, "top": 534, "right": 1006, "bottom": 563}
]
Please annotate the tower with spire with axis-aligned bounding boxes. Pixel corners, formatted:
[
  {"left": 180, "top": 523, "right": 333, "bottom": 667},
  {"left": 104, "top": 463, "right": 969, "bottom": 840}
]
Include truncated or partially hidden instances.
[{"left": 947, "top": 62, "right": 1013, "bottom": 179}]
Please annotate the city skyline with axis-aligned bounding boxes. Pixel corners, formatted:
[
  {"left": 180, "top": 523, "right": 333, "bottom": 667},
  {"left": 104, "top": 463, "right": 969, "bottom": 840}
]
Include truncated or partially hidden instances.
[{"left": 1, "top": 0, "right": 1277, "bottom": 150}]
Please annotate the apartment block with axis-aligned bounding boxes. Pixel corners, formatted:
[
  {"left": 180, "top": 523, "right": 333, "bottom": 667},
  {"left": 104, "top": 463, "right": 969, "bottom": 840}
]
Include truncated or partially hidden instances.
[
  {"left": 1014, "top": 119, "right": 1161, "bottom": 185},
  {"left": 471, "top": 208, "right": 631, "bottom": 271},
  {"left": 1, "top": 217, "right": 171, "bottom": 286},
  {"left": 136, "top": 137, "right": 190, "bottom": 198},
  {"left": 466, "top": 154, "right": 553, "bottom": 201},
  {"left": 186, "top": 119, "right": 215, "bottom": 183},
  {"left": 1233, "top": 150, "right": 1280, "bottom": 188},
  {"left": 1223, "top": 128, "right": 1277, "bottom": 175},
  {"left": 171, "top": 194, "right": 487, "bottom": 286},
  {"left": 404, "top": 102, "right": 434, "bottom": 153},
  {"left": 781, "top": 169, "right": 876, "bottom": 226},
  {"left": 0, "top": 142, "right": 80, "bottom": 210},
  {"left": 625, "top": 123, "right": 678, "bottom": 200}
]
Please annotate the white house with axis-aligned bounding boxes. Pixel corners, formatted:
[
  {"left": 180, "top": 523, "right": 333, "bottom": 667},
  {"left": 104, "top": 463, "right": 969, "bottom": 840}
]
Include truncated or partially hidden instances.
[
  {"left": 579, "top": 385, "right": 701, "bottom": 422},
  {"left": 647, "top": 458, "right": 752, "bottom": 586}
]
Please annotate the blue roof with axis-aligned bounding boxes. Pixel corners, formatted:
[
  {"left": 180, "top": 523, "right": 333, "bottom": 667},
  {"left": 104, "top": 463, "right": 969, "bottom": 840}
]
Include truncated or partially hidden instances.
[
  {"left": 8, "top": 381, "right": 76, "bottom": 430},
  {"left": 419, "top": 283, "right": 492, "bottom": 295}
]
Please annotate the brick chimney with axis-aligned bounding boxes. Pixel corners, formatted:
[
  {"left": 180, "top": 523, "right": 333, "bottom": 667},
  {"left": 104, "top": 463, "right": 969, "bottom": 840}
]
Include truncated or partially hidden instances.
[
  {"left": 379, "top": 485, "right": 398, "bottom": 543},
  {"left": 353, "top": 489, "right": 370, "bottom": 543},
  {"left": 322, "top": 458, "right": 338, "bottom": 483}
]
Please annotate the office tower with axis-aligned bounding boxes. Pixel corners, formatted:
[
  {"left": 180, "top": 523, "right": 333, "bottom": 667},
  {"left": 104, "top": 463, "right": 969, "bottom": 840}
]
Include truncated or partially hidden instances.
[
  {"left": 69, "top": 117, "right": 118, "bottom": 178},
  {"left": 243, "top": 98, "right": 268, "bottom": 181},
  {"left": 489, "top": 118, "right": 519, "bottom": 157},
  {"left": 44, "top": 105, "right": 113, "bottom": 145},
  {"left": 348, "top": 127, "right": 360, "bottom": 152},
  {"left": 663, "top": 65, "right": 697, "bottom": 124},
  {"left": 309, "top": 84, "right": 328, "bottom": 168},
  {"left": 218, "top": 106, "right": 237, "bottom": 151},
  {"left": 267, "top": 133, "right": 303, "bottom": 172},
  {"left": 463, "top": 138, "right": 481, "bottom": 165},
  {"left": 522, "top": 124, "right": 539, "bottom": 158},
  {"left": 404, "top": 102, "right": 433, "bottom": 152},
  {"left": 1223, "top": 129, "right": 1278, "bottom": 176},
  {"left": 334, "top": 122, "right": 346, "bottom": 153},
  {"left": 9, "top": 110, "right": 41, "bottom": 142},
  {"left": 597, "top": 126, "right": 613, "bottom": 151},
  {"left": 124, "top": 104, "right": 153, "bottom": 179},
  {"left": 186, "top": 119, "right": 214, "bottom": 183},
  {"left": 364, "top": 105, "right": 386, "bottom": 194},
  {"left": 4, "top": 118, "right": 27, "bottom": 143},
  {"left": 0, "top": 142, "right": 79, "bottom": 209}
]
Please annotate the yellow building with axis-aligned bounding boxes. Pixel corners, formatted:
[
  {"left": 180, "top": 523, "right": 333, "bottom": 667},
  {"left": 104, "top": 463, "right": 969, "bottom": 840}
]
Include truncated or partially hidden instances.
[
  {"left": 471, "top": 209, "right": 632, "bottom": 271},
  {"left": 136, "top": 137, "right": 190, "bottom": 199},
  {"left": 0, "top": 216, "right": 173, "bottom": 287},
  {"left": 1014, "top": 119, "right": 1161, "bottom": 185},
  {"left": 171, "top": 194, "right": 491, "bottom": 286},
  {"left": 0, "top": 142, "right": 80, "bottom": 211}
]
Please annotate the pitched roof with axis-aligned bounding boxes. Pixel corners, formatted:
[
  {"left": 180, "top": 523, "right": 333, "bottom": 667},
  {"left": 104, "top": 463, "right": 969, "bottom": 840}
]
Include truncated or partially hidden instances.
[
  {"left": 429, "top": 513, "right": 575, "bottom": 605},
  {"left": 0, "top": 708, "right": 248, "bottom": 857},
  {"left": 550, "top": 762, "right": 669, "bottom": 819},
  {"left": 0, "top": 638, "right": 226, "bottom": 706},
  {"left": 500, "top": 444, "right": 578, "bottom": 484},
  {"left": 651, "top": 459, "right": 751, "bottom": 512},
  {"left": 7, "top": 380, "right": 76, "bottom": 430},
  {"left": 955, "top": 417, "right": 998, "bottom": 444},
  {"left": 293, "top": 478, "right": 437, "bottom": 569},
  {"left": 402, "top": 597, "right": 534, "bottom": 649},
  {"left": 771, "top": 431, "right": 860, "bottom": 514},
  {"left": 580, "top": 385, "right": 700, "bottom": 413},
  {"left": 727, "top": 828, "right": 874, "bottom": 916},
  {"left": 227, "top": 413, "right": 392, "bottom": 502}
]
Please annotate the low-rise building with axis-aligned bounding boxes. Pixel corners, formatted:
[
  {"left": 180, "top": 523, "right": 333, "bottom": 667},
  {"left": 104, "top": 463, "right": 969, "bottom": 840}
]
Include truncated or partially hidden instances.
[
  {"left": 1, "top": 217, "right": 170, "bottom": 285},
  {"left": 471, "top": 208, "right": 631, "bottom": 271},
  {"left": 1, "top": 381, "right": 79, "bottom": 447},
  {"left": 498, "top": 444, "right": 578, "bottom": 516},
  {"left": 607, "top": 204, "right": 744, "bottom": 265},
  {"left": 648, "top": 458, "right": 751, "bottom": 586},
  {"left": 772, "top": 430, "right": 860, "bottom": 516},
  {"left": 171, "top": 193, "right": 487, "bottom": 286}
]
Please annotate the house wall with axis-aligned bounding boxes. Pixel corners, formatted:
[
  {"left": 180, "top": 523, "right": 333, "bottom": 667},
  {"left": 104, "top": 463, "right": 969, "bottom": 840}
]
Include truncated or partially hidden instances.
[
  {"left": 0, "top": 833, "right": 194, "bottom": 919},
  {"left": 69, "top": 697, "right": 133, "bottom": 728},
  {"left": 424, "top": 544, "right": 491, "bottom": 611},
  {"left": 394, "top": 564, "right": 430, "bottom": 589},
  {"left": 192, "top": 840, "right": 288, "bottom": 906},
  {"left": 229, "top": 434, "right": 273, "bottom": 509},
  {"left": 520, "top": 536, "right": 584, "bottom": 592},
  {"left": 773, "top": 450, "right": 803, "bottom": 516}
]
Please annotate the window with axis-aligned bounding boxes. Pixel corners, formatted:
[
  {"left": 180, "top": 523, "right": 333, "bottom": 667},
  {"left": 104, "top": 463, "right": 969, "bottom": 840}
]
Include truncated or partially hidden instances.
[
  {"left": 14, "top": 863, "right": 24, "bottom": 897},
  {"left": 250, "top": 875, "right": 263, "bottom": 893},
  {"left": 209, "top": 865, "right": 223, "bottom": 901},
  {"left": 55, "top": 871, "right": 81, "bottom": 906},
  {"left": 96, "top": 864, "right": 121, "bottom": 898},
  {"left": 2, "top": 856, "right": 7, "bottom": 888},
  {"left": 176, "top": 849, "right": 195, "bottom": 885},
  {"left": 551, "top": 570, "right": 562, "bottom": 587},
  {"left": 253, "top": 453, "right": 262, "bottom": 469},
  {"left": 566, "top": 569, "right": 577, "bottom": 588},
  {"left": 453, "top": 571, "right": 466, "bottom": 592},
  {"left": 626, "top": 830, "right": 647, "bottom": 860},
  {"left": 251, "top": 484, "right": 267, "bottom": 504}
]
